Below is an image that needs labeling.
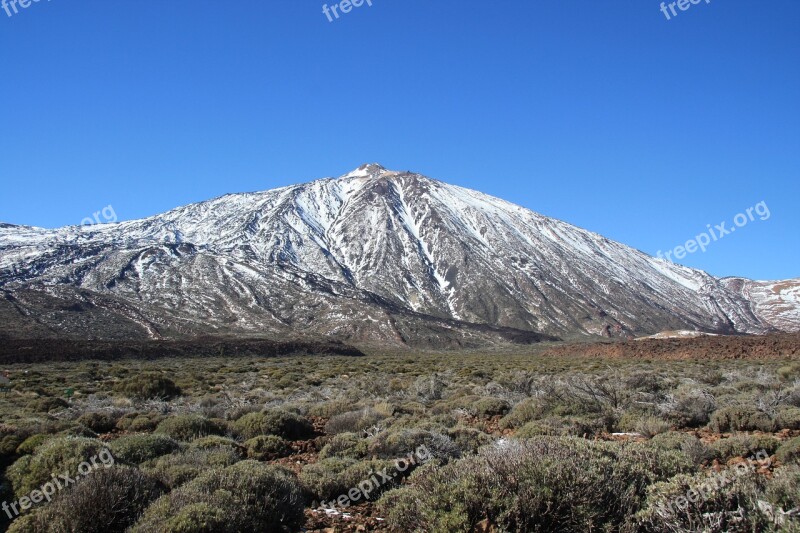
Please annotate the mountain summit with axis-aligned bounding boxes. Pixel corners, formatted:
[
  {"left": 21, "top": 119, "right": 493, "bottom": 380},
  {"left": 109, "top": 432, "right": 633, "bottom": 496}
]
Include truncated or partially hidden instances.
[{"left": 1, "top": 165, "right": 798, "bottom": 347}]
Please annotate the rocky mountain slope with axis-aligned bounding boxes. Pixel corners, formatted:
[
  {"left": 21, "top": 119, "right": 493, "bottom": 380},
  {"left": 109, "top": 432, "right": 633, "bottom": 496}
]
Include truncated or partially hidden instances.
[{"left": 1, "top": 164, "right": 797, "bottom": 348}]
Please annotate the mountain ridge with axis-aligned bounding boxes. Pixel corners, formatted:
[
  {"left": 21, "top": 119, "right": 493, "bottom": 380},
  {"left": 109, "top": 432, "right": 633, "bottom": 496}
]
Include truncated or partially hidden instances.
[{"left": 1, "top": 164, "right": 798, "bottom": 348}]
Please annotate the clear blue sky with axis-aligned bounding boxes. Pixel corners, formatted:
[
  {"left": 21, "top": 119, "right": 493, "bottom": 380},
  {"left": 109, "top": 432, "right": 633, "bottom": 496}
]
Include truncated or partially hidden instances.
[{"left": 1, "top": 0, "right": 797, "bottom": 280}]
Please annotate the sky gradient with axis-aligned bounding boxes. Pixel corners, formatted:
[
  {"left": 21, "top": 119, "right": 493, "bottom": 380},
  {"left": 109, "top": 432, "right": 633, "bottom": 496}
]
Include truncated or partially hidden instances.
[{"left": 1, "top": 0, "right": 798, "bottom": 280}]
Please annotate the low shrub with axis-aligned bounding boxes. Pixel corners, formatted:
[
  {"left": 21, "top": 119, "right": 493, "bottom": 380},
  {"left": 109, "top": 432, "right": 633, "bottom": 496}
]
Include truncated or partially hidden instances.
[
  {"left": 6, "top": 437, "right": 111, "bottom": 498},
  {"left": 142, "top": 448, "right": 242, "bottom": 490},
  {"left": 142, "top": 502, "right": 229, "bottom": 533},
  {"left": 634, "top": 416, "right": 671, "bottom": 438},
  {"left": 319, "top": 433, "right": 369, "bottom": 460},
  {"left": 669, "top": 388, "right": 717, "bottom": 428},
  {"left": 59, "top": 425, "right": 99, "bottom": 438},
  {"left": 708, "top": 406, "right": 774, "bottom": 433},
  {"left": 189, "top": 435, "right": 246, "bottom": 457},
  {"left": 28, "top": 397, "right": 69, "bottom": 413},
  {"left": 306, "top": 399, "right": 353, "bottom": 419},
  {"left": 648, "top": 431, "right": 712, "bottom": 466},
  {"left": 647, "top": 431, "right": 695, "bottom": 451},
  {"left": 615, "top": 409, "right": 645, "bottom": 433},
  {"left": 115, "top": 373, "right": 181, "bottom": 400},
  {"left": 325, "top": 408, "right": 383, "bottom": 435},
  {"left": 446, "top": 427, "right": 494, "bottom": 454},
  {"left": 114, "top": 412, "right": 140, "bottom": 432},
  {"left": 132, "top": 461, "right": 305, "bottom": 532},
  {"left": 763, "top": 465, "right": 800, "bottom": 512},
  {"left": 244, "top": 435, "right": 291, "bottom": 460},
  {"left": 615, "top": 442, "right": 695, "bottom": 482},
  {"left": 515, "top": 415, "right": 608, "bottom": 438},
  {"left": 776, "top": 436, "right": 800, "bottom": 465},
  {"left": 232, "top": 410, "right": 314, "bottom": 441},
  {"left": 77, "top": 411, "right": 125, "bottom": 434},
  {"left": 300, "top": 458, "right": 397, "bottom": 502},
  {"left": 11, "top": 466, "right": 162, "bottom": 533},
  {"left": 15, "top": 434, "right": 50, "bottom": 456},
  {"left": 369, "top": 428, "right": 460, "bottom": 462},
  {"left": 0, "top": 427, "right": 26, "bottom": 460},
  {"left": 473, "top": 397, "right": 511, "bottom": 417},
  {"left": 711, "top": 434, "right": 780, "bottom": 462},
  {"left": 109, "top": 434, "right": 182, "bottom": 464},
  {"left": 128, "top": 415, "right": 164, "bottom": 432},
  {"left": 635, "top": 469, "right": 769, "bottom": 532},
  {"left": 379, "top": 437, "right": 693, "bottom": 532},
  {"left": 154, "top": 415, "right": 227, "bottom": 442},
  {"left": 775, "top": 406, "right": 800, "bottom": 430},
  {"left": 499, "top": 399, "right": 544, "bottom": 429}
]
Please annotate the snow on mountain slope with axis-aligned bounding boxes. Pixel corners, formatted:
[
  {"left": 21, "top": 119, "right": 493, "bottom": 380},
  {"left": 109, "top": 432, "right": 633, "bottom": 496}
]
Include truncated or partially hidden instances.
[
  {"left": 720, "top": 277, "right": 800, "bottom": 333},
  {"left": 0, "top": 164, "right": 797, "bottom": 346}
]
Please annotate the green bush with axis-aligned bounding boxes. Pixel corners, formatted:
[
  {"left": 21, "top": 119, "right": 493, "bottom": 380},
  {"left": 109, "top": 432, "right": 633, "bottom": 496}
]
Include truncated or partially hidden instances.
[
  {"left": 244, "top": 435, "right": 291, "bottom": 461},
  {"left": 154, "top": 415, "right": 227, "bottom": 442},
  {"left": 109, "top": 434, "right": 182, "bottom": 464},
  {"left": 635, "top": 469, "right": 769, "bottom": 532},
  {"left": 615, "top": 442, "right": 695, "bottom": 483},
  {"left": 114, "top": 412, "right": 140, "bottom": 431},
  {"left": 28, "top": 397, "right": 69, "bottom": 413},
  {"left": 634, "top": 416, "right": 671, "bottom": 438},
  {"left": 0, "top": 428, "right": 26, "bottom": 460},
  {"left": 144, "top": 502, "right": 229, "bottom": 533},
  {"left": 446, "top": 427, "right": 494, "bottom": 454},
  {"left": 132, "top": 461, "right": 305, "bottom": 532},
  {"left": 6, "top": 514, "right": 39, "bottom": 533},
  {"left": 306, "top": 399, "right": 353, "bottom": 419},
  {"left": 648, "top": 431, "right": 695, "bottom": 450},
  {"left": 324, "top": 408, "right": 383, "bottom": 435},
  {"left": 15, "top": 434, "right": 51, "bottom": 456},
  {"left": 379, "top": 437, "right": 693, "bottom": 532},
  {"left": 142, "top": 448, "right": 241, "bottom": 490},
  {"left": 6, "top": 437, "right": 111, "bottom": 498},
  {"left": 369, "top": 428, "right": 459, "bottom": 461},
  {"left": 515, "top": 418, "right": 570, "bottom": 437},
  {"left": 300, "top": 457, "right": 397, "bottom": 502},
  {"left": 648, "top": 431, "right": 712, "bottom": 466},
  {"left": 12, "top": 466, "right": 162, "bottom": 533},
  {"left": 775, "top": 406, "right": 800, "bottom": 430},
  {"left": 232, "top": 410, "right": 314, "bottom": 441},
  {"left": 708, "top": 406, "right": 775, "bottom": 433},
  {"left": 669, "top": 389, "right": 717, "bottom": 428},
  {"left": 60, "top": 425, "right": 99, "bottom": 438},
  {"left": 77, "top": 411, "right": 124, "bottom": 434},
  {"left": 515, "top": 415, "right": 608, "bottom": 438},
  {"left": 776, "top": 436, "right": 800, "bottom": 465},
  {"left": 189, "top": 435, "right": 245, "bottom": 458},
  {"left": 711, "top": 434, "right": 780, "bottom": 462},
  {"left": 115, "top": 373, "right": 181, "bottom": 400},
  {"left": 473, "top": 397, "right": 511, "bottom": 417},
  {"left": 128, "top": 414, "right": 164, "bottom": 432},
  {"left": 498, "top": 399, "right": 545, "bottom": 429},
  {"left": 764, "top": 465, "right": 800, "bottom": 512},
  {"left": 319, "top": 432, "right": 369, "bottom": 460}
]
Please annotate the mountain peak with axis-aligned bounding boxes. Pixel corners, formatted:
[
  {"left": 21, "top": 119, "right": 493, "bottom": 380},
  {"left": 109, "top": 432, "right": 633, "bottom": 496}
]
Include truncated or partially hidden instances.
[
  {"left": 341, "top": 163, "right": 389, "bottom": 179},
  {"left": 1, "top": 164, "right": 798, "bottom": 346}
]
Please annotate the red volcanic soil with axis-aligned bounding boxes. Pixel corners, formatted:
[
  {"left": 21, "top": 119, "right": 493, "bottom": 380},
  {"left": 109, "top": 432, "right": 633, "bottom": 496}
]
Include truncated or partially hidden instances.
[{"left": 540, "top": 333, "right": 800, "bottom": 360}]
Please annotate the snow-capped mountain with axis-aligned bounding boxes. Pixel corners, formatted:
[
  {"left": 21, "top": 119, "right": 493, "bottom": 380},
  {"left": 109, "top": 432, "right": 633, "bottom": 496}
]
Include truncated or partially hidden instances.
[{"left": 1, "top": 164, "right": 797, "bottom": 347}]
